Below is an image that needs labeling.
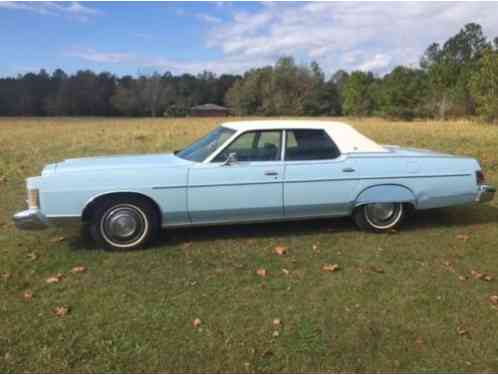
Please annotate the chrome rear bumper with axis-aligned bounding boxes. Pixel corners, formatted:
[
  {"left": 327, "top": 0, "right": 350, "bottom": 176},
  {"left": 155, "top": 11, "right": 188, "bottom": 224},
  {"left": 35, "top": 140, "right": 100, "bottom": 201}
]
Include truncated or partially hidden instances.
[
  {"left": 13, "top": 209, "right": 49, "bottom": 230},
  {"left": 476, "top": 184, "right": 496, "bottom": 203}
]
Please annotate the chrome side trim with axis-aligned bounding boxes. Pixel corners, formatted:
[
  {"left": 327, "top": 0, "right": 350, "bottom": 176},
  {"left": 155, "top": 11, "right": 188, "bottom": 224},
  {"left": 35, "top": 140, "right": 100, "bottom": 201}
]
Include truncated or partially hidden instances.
[
  {"left": 285, "top": 173, "right": 471, "bottom": 184},
  {"left": 162, "top": 210, "right": 349, "bottom": 228},
  {"left": 476, "top": 184, "right": 496, "bottom": 203}
]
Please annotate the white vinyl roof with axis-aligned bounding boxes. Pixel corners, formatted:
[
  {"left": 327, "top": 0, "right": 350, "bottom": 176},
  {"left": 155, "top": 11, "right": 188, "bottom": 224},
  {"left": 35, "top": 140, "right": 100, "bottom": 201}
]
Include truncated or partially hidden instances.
[{"left": 221, "top": 120, "right": 387, "bottom": 153}]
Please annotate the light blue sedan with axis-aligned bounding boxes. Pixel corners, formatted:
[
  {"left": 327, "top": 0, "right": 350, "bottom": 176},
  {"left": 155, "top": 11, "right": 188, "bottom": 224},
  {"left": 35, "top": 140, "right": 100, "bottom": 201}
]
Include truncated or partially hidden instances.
[{"left": 14, "top": 121, "right": 495, "bottom": 250}]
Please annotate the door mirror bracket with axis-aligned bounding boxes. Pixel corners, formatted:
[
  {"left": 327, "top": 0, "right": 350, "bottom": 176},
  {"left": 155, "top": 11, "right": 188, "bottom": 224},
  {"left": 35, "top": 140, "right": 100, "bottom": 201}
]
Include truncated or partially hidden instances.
[{"left": 223, "top": 152, "right": 238, "bottom": 166}]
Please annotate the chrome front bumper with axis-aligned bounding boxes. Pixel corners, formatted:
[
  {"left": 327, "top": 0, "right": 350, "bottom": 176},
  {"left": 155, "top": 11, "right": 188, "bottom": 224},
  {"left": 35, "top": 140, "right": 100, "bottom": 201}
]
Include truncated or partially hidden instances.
[
  {"left": 13, "top": 209, "right": 49, "bottom": 230},
  {"left": 476, "top": 184, "right": 496, "bottom": 203}
]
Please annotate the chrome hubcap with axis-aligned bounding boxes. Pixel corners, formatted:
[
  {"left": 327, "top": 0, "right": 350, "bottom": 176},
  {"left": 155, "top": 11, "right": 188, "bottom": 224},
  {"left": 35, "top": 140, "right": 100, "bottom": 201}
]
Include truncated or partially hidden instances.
[
  {"left": 102, "top": 205, "right": 146, "bottom": 245},
  {"left": 109, "top": 212, "right": 138, "bottom": 239},
  {"left": 367, "top": 203, "right": 395, "bottom": 221},
  {"left": 365, "top": 202, "right": 402, "bottom": 228}
]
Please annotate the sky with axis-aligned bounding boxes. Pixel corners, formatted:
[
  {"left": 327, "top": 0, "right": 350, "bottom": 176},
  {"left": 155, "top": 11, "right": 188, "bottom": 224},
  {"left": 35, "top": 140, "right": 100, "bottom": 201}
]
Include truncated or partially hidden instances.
[{"left": 1, "top": 1, "right": 498, "bottom": 78}]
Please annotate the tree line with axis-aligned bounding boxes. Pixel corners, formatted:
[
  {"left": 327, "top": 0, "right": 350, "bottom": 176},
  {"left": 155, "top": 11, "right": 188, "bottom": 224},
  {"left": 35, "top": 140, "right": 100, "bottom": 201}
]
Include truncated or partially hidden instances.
[
  {"left": 0, "top": 70, "right": 240, "bottom": 117},
  {"left": 1, "top": 23, "right": 497, "bottom": 122},
  {"left": 227, "top": 23, "right": 498, "bottom": 123}
]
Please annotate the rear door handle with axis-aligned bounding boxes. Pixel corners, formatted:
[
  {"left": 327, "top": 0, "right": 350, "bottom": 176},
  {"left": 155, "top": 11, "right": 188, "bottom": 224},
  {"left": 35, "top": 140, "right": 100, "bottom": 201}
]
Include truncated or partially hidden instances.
[
  {"left": 342, "top": 167, "right": 355, "bottom": 173},
  {"left": 264, "top": 171, "right": 279, "bottom": 176}
]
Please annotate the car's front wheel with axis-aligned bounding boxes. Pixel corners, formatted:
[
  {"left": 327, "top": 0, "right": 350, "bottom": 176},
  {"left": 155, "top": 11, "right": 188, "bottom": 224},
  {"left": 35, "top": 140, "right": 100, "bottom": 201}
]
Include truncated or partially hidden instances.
[
  {"left": 89, "top": 197, "right": 159, "bottom": 251},
  {"left": 354, "top": 202, "right": 405, "bottom": 232}
]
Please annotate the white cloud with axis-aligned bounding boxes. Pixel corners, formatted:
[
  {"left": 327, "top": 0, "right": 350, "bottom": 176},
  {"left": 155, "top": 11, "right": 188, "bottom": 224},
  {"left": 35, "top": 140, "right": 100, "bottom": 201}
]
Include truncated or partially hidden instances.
[
  {"left": 196, "top": 13, "right": 222, "bottom": 24},
  {"left": 63, "top": 2, "right": 498, "bottom": 76},
  {"left": 0, "top": 1, "right": 101, "bottom": 21},
  {"left": 357, "top": 54, "right": 392, "bottom": 72},
  {"left": 66, "top": 49, "right": 133, "bottom": 64},
  {"left": 204, "top": 2, "right": 498, "bottom": 75}
]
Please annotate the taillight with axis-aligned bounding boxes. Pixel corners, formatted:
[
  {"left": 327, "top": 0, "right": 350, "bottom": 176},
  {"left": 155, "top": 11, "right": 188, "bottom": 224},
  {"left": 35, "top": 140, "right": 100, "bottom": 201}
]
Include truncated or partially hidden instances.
[{"left": 476, "top": 170, "right": 485, "bottom": 185}]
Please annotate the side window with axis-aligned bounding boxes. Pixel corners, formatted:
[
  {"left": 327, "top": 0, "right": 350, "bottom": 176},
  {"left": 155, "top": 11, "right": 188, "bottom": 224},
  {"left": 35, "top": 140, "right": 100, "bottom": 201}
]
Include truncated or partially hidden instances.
[
  {"left": 285, "top": 129, "right": 340, "bottom": 161},
  {"left": 213, "top": 130, "right": 282, "bottom": 162}
]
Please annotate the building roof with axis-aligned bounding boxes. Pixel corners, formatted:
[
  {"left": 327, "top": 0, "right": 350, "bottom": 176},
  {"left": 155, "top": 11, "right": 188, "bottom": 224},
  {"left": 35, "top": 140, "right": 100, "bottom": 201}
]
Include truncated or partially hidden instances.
[
  {"left": 191, "top": 103, "right": 229, "bottom": 111},
  {"left": 221, "top": 120, "right": 387, "bottom": 153}
]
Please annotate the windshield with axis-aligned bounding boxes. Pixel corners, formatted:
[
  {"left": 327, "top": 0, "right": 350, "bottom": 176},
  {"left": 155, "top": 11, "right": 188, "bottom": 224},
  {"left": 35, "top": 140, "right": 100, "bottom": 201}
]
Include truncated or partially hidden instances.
[{"left": 176, "top": 126, "right": 236, "bottom": 162}]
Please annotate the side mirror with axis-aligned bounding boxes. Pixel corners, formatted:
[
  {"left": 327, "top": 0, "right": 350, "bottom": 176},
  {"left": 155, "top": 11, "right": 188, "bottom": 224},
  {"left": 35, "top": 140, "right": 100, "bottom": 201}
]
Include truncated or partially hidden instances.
[{"left": 223, "top": 152, "right": 238, "bottom": 166}]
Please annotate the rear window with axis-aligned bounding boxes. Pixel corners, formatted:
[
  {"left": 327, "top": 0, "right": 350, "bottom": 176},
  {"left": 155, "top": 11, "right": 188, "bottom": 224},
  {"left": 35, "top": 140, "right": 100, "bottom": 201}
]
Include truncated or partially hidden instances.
[{"left": 285, "top": 129, "right": 340, "bottom": 161}]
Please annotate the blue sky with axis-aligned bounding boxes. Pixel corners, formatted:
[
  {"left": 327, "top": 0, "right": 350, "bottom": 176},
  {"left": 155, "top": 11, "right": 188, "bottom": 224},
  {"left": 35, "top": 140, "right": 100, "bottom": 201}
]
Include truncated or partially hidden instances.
[{"left": 1, "top": 1, "right": 498, "bottom": 78}]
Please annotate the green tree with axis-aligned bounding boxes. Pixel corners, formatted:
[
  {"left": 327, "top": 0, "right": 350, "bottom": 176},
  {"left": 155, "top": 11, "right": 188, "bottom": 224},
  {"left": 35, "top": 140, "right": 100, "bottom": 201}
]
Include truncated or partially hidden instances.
[
  {"left": 342, "top": 71, "right": 375, "bottom": 116},
  {"left": 469, "top": 48, "right": 498, "bottom": 123},
  {"left": 421, "top": 23, "right": 491, "bottom": 119},
  {"left": 378, "top": 66, "right": 429, "bottom": 120}
]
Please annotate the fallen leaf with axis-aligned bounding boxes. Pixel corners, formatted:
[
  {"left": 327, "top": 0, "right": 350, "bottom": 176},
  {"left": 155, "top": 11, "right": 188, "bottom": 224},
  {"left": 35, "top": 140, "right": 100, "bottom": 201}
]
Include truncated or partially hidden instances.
[
  {"left": 458, "top": 275, "right": 468, "bottom": 281},
  {"left": 456, "top": 234, "right": 470, "bottom": 241},
  {"left": 272, "top": 318, "right": 281, "bottom": 327},
  {"left": 272, "top": 330, "right": 280, "bottom": 337},
  {"left": 182, "top": 242, "right": 192, "bottom": 249},
  {"left": 369, "top": 265, "right": 385, "bottom": 273},
  {"left": 273, "top": 245, "right": 288, "bottom": 256},
  {"left": 489, "top": 295, "right": 498, "bottom": 306},
  {"left": 321, "top": 264, "right": 340, "bottom": 273},
  {"left": 46, "top": 273, "right": 64, "bottom": 284},
  {"left": 443, "top": 260, "right": 456, "bottom": 273},
  {"left": 415, "top": 336, "right": 425, "bottom": 351},
  {"left": 53, "top": 306, "right": 69, "bottom": 317},
  {"left": 71, "top": 266, "right": 87, "bottom": 274},
  {"left": 312, "top": 243, "right": 319, "bottom": 251},
  {"left": 471, "top": 270, "right": 494, "bottom": 281},
  {"left": 192, "top": 318, "right": 202, "bottom": 328},
  {"left": 23, "top": 290, "right": 33, "bottom": 301},
  {"left": 26, "top": 252, "right": 38, "bottom": 261},
  {"left": 256, "top": 268, "right": 268, "bottom": 277},
  {"left": 471, "top": 270, "right": 484, "bottom": 279},
  {"left": 387, "top": 229, "right": 399, "bottom": 234},
  {"left": 281, "top": 268, "right": 289, "bottom": 276},
  {"left": 50, "top": 236, "right": 65, "bottom": 243},
  {"left": 457, "top": 327, "right": 469, "bottom": 336},
  {"left": 0, "top": 175, "right": 6, "bottom": 183},
  {"left": 1, "top": 272, "right": 12, "bottom": 280}
]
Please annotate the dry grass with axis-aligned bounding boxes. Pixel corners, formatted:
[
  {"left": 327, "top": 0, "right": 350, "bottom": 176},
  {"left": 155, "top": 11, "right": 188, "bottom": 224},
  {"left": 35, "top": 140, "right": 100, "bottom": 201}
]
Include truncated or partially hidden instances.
[{"left": 1, "top": 117, "right": 498, "bottom": 373}]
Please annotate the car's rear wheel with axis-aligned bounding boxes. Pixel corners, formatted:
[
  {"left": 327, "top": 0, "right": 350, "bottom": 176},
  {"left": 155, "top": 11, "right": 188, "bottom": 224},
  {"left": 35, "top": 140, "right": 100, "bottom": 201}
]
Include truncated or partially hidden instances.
[
  {"left": 89, "top": 197, "right": 159, "bottom": 251},
  {"left": 354, "top": 202, "right": 405, "bottom": 232}
]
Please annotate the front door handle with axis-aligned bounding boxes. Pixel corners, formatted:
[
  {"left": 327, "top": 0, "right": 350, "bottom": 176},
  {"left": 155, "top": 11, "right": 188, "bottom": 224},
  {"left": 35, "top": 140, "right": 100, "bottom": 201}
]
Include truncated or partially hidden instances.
[
  {"left": 264, "top": 171, "right": 279, "bottom": 176},
  {"left": 342, "top": 167, "right": 355, "bottom": 173}
]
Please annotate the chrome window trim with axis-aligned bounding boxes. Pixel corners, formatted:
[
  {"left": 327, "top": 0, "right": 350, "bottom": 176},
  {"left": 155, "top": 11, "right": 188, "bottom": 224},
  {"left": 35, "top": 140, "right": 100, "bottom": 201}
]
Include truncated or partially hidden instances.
[{"left": 281, "top": 130, "right": 287, "bottom": 161}]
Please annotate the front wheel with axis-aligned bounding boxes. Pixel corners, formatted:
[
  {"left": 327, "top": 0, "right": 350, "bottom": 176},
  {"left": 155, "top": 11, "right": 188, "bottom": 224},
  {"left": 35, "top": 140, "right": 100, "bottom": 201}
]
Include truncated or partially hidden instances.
[
  {"left": 354, "top": 202, "right": 405, "bottom": 232},
  {"left": 89, "top": 198, "right": 159, "bottom": 251}
]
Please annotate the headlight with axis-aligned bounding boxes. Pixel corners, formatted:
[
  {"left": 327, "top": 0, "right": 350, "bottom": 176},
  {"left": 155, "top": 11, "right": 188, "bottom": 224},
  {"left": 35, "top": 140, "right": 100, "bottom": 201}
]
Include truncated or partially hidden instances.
[{"left": 27, "top": 189, "right": 40, "bottom": 209}]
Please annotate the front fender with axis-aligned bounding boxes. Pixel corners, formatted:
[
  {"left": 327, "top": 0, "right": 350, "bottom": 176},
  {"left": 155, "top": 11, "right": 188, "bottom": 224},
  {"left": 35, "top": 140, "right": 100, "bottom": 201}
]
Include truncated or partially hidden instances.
[{"left": 354, "top": 184, "right": 417, "bottom": 207}]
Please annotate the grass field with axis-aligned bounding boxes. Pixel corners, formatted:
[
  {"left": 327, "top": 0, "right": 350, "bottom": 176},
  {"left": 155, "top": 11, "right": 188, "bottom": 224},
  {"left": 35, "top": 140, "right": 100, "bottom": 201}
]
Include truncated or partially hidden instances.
[{"left": 1, "top": 117, "right": 498, "bottom": 373}]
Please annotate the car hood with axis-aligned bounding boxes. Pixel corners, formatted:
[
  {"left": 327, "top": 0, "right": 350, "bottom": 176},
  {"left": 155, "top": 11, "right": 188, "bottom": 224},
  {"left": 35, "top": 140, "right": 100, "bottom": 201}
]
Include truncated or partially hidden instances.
[{"left": 42, "top": 153, "right": 192, "bottom": 176}]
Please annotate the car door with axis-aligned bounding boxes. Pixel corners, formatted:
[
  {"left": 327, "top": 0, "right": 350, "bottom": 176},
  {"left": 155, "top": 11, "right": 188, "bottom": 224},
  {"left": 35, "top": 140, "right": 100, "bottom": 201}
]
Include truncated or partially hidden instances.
[
  {"left": 188, "top": 130, "right": 284, "bottom": 224},
  {"left": 283, "top": 129, "right": 359, "bottom": 218}
]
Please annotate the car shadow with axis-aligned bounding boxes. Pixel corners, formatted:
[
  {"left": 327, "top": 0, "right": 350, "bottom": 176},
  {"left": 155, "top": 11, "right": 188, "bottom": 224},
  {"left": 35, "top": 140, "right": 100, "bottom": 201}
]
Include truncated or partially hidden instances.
[{"left": 67, "top": 204, "right": 498, "bottom": 251}]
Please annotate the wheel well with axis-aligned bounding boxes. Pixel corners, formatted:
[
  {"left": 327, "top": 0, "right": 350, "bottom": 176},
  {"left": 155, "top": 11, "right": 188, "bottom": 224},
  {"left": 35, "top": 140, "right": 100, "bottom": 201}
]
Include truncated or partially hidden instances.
[
  {"left": 81, "top": 192, "right": 162, "bottom": 225},
  {"left": 353, "top": 201, "right": 415, "bottom": 213}
]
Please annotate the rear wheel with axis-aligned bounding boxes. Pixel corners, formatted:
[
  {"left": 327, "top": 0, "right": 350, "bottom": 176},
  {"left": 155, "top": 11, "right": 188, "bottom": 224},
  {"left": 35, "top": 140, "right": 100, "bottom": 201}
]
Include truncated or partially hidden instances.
[
  {"left": 89, "top": 197, "right": 159, "bottom": 251},
  {"left": 354, "top": 202, "right": 405, "bottom": 232}
]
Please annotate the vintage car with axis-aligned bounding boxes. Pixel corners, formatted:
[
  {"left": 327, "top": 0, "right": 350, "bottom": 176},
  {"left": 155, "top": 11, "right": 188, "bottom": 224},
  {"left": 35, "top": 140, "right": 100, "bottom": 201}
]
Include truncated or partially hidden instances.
[{"left": 14, "top": 120, "right": 495, "bottom": 250}]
